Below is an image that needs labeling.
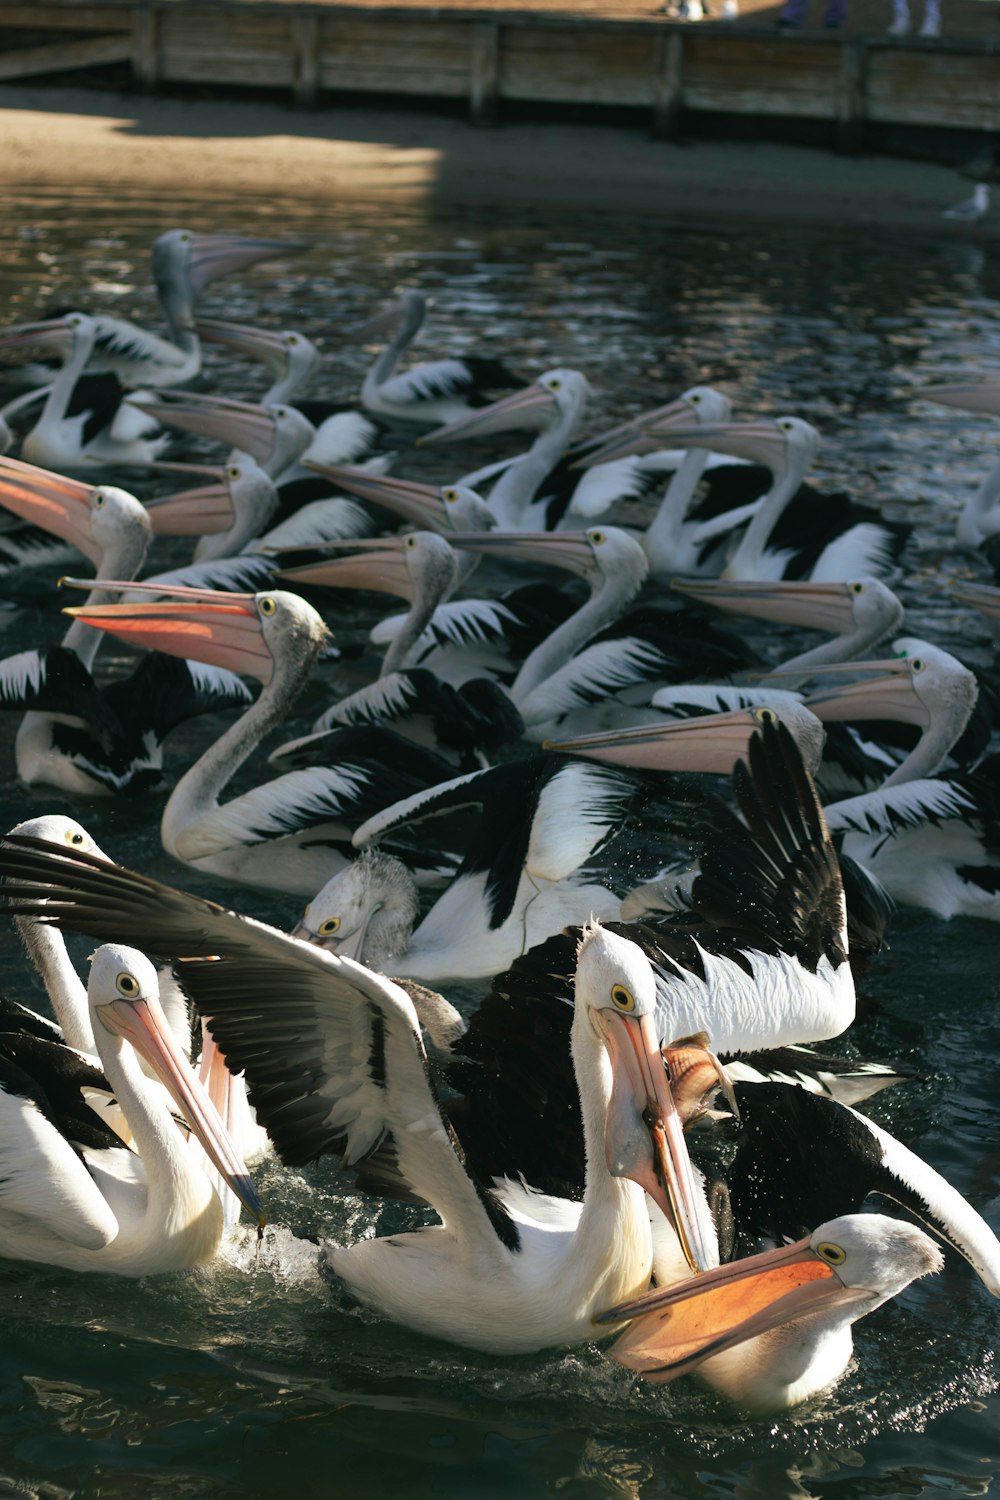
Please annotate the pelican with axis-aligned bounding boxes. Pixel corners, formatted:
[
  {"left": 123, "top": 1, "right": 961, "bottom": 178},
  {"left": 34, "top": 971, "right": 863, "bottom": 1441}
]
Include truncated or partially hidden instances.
[
  {"left": 0, "top": 313, "right": 170, "bottom": 470},
  {"left": 74, "top": 229, "right": 302, "bottom": 389},
  {"left": 349, "top": 288, "right": 520, "bottom": 426},
  {"left": 0, "top": 942, "right": 263, "bottom": 1275},
  {"left": 0, "top": 846, "right": 723, "bottom": 1344},
  {"left": 600, "top": 1214, "right": 945, "bottom": 1410},
  {"left": 664, "top": 416, "right": 909, "bottom": 581},
  {"left": 0, "top": 459, "right": 251, "bottom": 795},
  {"left": 194, "top": 317, "right": 322, "bottom": 405},
  {"left": 920, "top": 376, "right": 1000, "bottom": 548},
  {"left": 423, "top": 370, "right": 594, "bottom": 531},
  {"left": 54, "top": 583, "right": 437, "bottom": 895}
]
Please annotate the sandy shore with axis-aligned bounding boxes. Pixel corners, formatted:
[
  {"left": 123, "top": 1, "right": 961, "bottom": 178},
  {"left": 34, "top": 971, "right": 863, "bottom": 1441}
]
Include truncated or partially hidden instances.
[{"left": 0, "top": 84, "right": 992, "bottom": 238}]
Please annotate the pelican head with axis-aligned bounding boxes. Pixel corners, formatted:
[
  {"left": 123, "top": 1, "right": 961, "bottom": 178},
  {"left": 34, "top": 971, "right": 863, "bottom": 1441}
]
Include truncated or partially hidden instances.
[{"left": 599, "top": 1212, "right": 943, "bottom": 1409}]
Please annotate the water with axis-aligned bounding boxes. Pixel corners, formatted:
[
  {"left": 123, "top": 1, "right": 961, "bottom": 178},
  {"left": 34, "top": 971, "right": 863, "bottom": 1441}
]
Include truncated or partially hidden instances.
[{"left": 0, "top": 183, "right": 998, "bottom": 1498}]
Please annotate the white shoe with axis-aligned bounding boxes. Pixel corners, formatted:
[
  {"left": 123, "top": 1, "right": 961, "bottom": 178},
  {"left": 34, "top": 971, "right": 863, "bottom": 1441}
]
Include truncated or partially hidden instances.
[
  {"left": 887, "top": 11, "right": 911, "bottom": 31},
  {"left": 918, "top": 10, "right": 940, "bottom": 33}
]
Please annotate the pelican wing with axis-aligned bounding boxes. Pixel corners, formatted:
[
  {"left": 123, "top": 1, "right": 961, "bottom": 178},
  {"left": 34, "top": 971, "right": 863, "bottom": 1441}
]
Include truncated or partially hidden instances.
[
  {"left": 825, "top": 779, "right": 978, "bottom": 838},
  {"left": 0, "top": 646, "right": 121, "bottom": 735},
  {"left": 137, "top": 554, "right": 278, "bottom": 596},
  {"left": 0, "top": 839, "right": 519, "bottom": 1246},
  {"left": 90, "top": 316, "right": 190, "bottom": 381},
  {"left": 0, "top": 1050, "right": 121, "bottom": 1250}
]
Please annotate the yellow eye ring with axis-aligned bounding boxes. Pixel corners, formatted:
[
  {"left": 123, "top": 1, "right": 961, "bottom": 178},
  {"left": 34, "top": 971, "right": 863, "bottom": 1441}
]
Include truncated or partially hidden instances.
[
  {"left": 405, "top": 534, "right": 417, "bottom": 549},
  {"left": 115, "top": 972, "right": 140, "bottom": 999},
  {"left": 755, "top": 706, "right": 777, "bottom": 724},
  {"left": 850, "top": 581, "right": 865, "bottom": 595},
  {"left": 227, "top": 465, "right": 241, "bottom": 480},
  {"left": 442, "top": 488, "right": 458, "bottom": 503},
  {"left": 258, "top": 596, "right": 277, "bottom": 617},
  {"left": 66, "top": 830, "right": 84, "bottom": 846},
  {"left": 589, "top": 530, "right": 606, "bottom": 546},
  {"left": 93, "top": 493, "right": 105, "bottom": 508},
  {"left": 816, "top": 1241, "right": 847, "bottom": 1266},
  {"left": 548, "top": 378, "right": 562, "bottom": 391},
  {"left": 318, "top": 917, "right": 341, "bottom": 935},
  {"left": 910, "top": 658, "right": 925, "bottom": 673},
  {"left": 610, "top": 984, "right": 635, "bottom": 1013}
]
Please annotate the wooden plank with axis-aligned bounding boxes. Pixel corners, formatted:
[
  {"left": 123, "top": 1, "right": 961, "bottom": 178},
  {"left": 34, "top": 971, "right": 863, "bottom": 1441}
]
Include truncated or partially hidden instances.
[
  {"left": 0, "top": 6, "right": 124, "bottom": 27},
  {"left": 836, "top": 39, "right": 866, "bottom": 151},
  {"left": 469, "top": 19, "right": 499, "bottom": 123},
  {"left": 0, "top": 31, "right": 130, "bottom": 79},
  {"left": 501, "top": 27, "right": 654, "bottom": 104},
  {"left": 651, "top": 30, "right": 683, "bottom": 138},
  {"left": 292, "top": 10, "right": 321, "bottom": 104},
  {"left": 131, "top": 4, "right": 160, "bottom": 88},
  {"left": 317, "top": 17, "right": 472, "bottom": 94},
  {"left": 867, "top": 49, "right": 1000, "bottom": 127}
]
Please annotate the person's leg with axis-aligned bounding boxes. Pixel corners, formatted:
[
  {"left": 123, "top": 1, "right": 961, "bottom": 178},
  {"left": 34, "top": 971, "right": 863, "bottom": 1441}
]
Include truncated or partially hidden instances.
[
  {"left": 823, "top": 0, "right": 847, "bottom": 27},
  {"left": 919, "top": 0, "right": 941, "bottom": 35},
  {"left": 888, "top": 0, "right": 911, "bottom": 32},
  {"left": 778, "top": 0, "right": 808, "bottom": 25}
]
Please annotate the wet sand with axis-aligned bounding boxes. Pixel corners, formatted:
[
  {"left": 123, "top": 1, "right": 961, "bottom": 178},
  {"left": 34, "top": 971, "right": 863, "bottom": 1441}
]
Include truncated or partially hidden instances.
[{"left": 0, "top": 83, "right": 992, "bottom": 238}]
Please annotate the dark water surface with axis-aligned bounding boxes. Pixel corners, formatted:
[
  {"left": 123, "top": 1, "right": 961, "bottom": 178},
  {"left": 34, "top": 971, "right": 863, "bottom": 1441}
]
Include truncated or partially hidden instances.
[{"left": 0, "top": 183, "right": 998, "bottom": 1499}]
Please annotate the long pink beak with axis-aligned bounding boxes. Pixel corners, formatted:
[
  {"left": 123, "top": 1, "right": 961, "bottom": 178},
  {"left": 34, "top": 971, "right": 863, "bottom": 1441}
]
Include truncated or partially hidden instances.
[{"left": 0, "top": 456, "right": 104, "bottom": 562}]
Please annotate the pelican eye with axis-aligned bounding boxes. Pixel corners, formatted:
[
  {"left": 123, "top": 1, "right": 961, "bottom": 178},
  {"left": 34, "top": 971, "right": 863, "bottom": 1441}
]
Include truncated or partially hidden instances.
[
  {"left": 92, "top": 493, "right": 105, "bottom": 509},
  {"left": 227, "top": 465, "right": 241, "bottom": 480},
  {"left": 287, "top": 333, "right": 299, "bottom": 345},
  {"left": 258, "top": 596, "right": 277, "bottom": 617},
  {"left": 589, "top": 530, "right": 606, "bottom": 546},
  {"left": 115, "top": 972, "right": 141, "bottom": 999},
  {"left": 690, "top": 393, "right": 701, "bottom": 404},
  {"left": 442, "top": 488, "right": 458, "bottom": 503},
  {"left": 548, "top": 377, "right": 562, "bottom": 391},
  {"left": 65, "top": 830, "right": 84, "bottom": 846},
  {"left": 816, "top": 1241, "right": 847, "bottom": 1266},
  {"left": 318, "top": 917, "right": 341, "bottom": 936},
  {"left": 850, "top": 581, "right": 865, "bottom": 595},
  {"left": 910, "top": 657, "right": 925, "bottom": 673},
  {"left": 754, "top": 706, "right": 778, "bottom": 724},
  {"left": 610, "top": 984, "right": 635, "bottom": 1013}
]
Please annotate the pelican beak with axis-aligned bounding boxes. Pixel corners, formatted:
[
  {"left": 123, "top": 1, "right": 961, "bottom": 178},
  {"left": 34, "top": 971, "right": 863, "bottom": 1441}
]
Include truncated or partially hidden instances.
[
  {"left": 448, "top": 529, "right": 601, "bottom": 578},
  {"left": 339, "top": 295, "right": 408, "bottom": 343},
  {"left": 594, "top": 1007, "right": 718, "bottom": 1274},
  {"left": 97, "top": 985, "right": 266, "bottom": 1227},
  {"left": 595, "top": 1236, "right": 868, "bottom": 1383},
  {"left": 194, "top": 317, "right": 289, "bottom": 362},
  {"left": 953, "top": 580, "right": 1000, "bottom": 621},
  {"left": 185, "top": 232, "right": 306, "bottom": 298},
  {"left": 919, "top": 378, "right": 1000, "bottom": 416},
  {"left": 0, "top": 316, "right": 76, "bottom": 353},
  {"left": 544, "top": 707, "right": 780, "bottom": 773},
  {"left": 306, "top": 467, "right": 449, "bottom": 528},
  {"left": 672, "top": 578, "right": 869, "bottom": 634},
  {"left": 0, "top": 456, "right": 103, "bottom": 562},
  {"left": 570, "top": 396, "right": 700, "bottom": 467},
  {"left": 128, "top": 395, "right": 277, "bottom": 462},
  {"left": 62, "top": 584, "right": 278, "bottom": 683},
  {"left": 145, "top": 478, "right": 235, "bottom": 537},
  {"left": 801, "top": 657, "right": 929, "bottom": 727},
  {"left": 420, "top": 382, "right": 557, "bottom": 444},
  {"left": 654, "top": 421, "right": 793, "bottom": 472},
  {"left": 277, "top": 536, "right": 419, "bottom": 600}
]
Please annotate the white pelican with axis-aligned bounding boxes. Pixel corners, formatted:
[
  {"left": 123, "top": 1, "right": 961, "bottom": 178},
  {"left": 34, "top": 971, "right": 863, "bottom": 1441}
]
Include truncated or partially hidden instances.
[
  {"left": 75, "top": 229, "right": 302, "bottom": 390},
  {"left": 423, "top": 370, "right": 594, "bottom": 531},
  {"left": 349, "top": 288, "right": 521, "bottom": 427},
  {"left": 0, "top": 941, "right": 263, "bottom": 1275},
  {"left": 0, "top": 313, "right": 170, "bottom": 470},
  {"left": 55, "top": 583, "right": 436, "bottom": 896},
  {"left": 601, "top": 1214, "right": 945, "bottom": 1410},
  {"left": 920, "top": 376, "right": 1000, "bottom": 548},
  {"left": 129, "top": 389, "right": 381, "bottom": 487},
  {"left": 0, "top": 848, "right": 723, "bottom": 1343},
  {"left": 664, "top": 416, "right": 909, "bottom": 581},
  {"left": 0, "top": 459, "right": 251, "bottom": 795},
  {"left": 194, "top": 317, "right": 322, "bottom": 405}
]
